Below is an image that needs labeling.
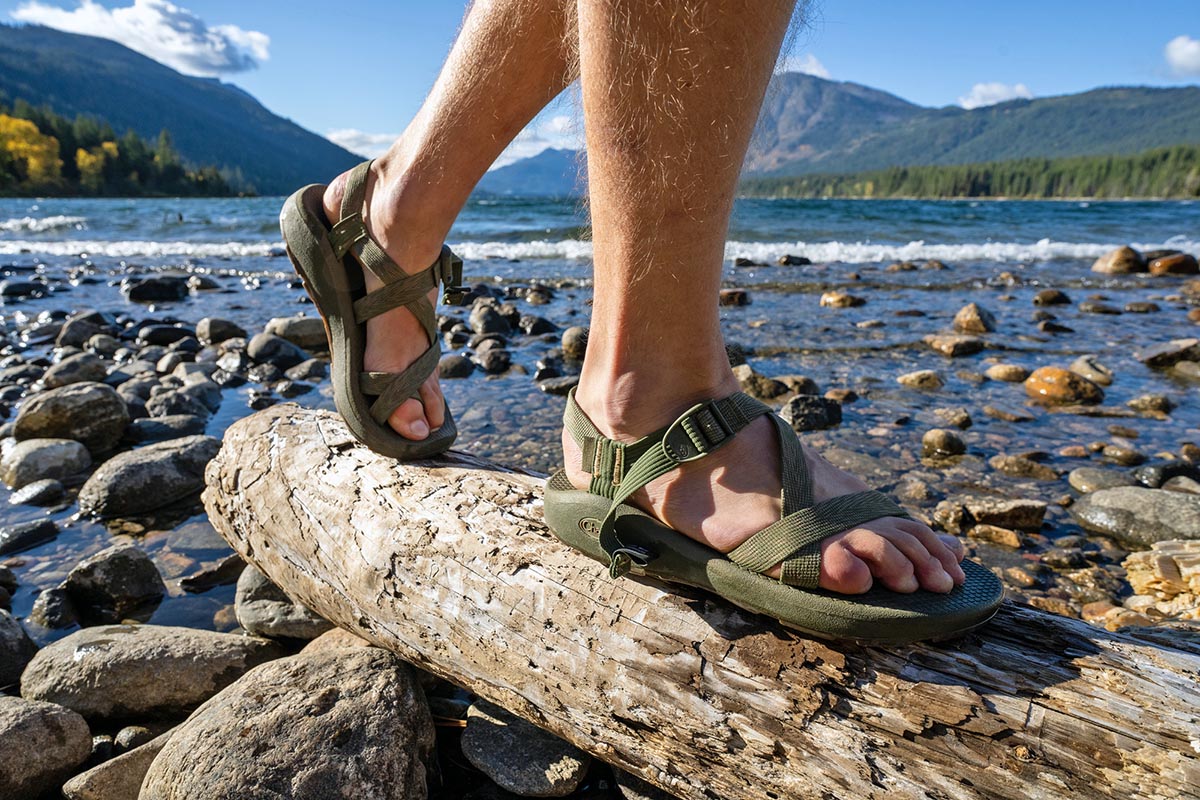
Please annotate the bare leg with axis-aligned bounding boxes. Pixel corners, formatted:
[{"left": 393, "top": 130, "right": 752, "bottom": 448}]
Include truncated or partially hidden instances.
[
  {"left": 567, "top": 0, "right": 965, "bottom": 594},
  {"left": 323, "top": 0, "right": 575, "bottom": 439}
]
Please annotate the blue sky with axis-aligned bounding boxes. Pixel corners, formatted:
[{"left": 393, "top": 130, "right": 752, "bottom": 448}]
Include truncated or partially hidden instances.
[{"left": 3, "top": 0, "right": 1199, "bottom": 166}]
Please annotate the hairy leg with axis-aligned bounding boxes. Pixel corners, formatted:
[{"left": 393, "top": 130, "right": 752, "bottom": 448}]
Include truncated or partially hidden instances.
[
  {"left": 323, "top": 0, "right": 576, "bottom": 439},
  {"left": 568, "top": 0, "right": 965, "bottom": 594}
]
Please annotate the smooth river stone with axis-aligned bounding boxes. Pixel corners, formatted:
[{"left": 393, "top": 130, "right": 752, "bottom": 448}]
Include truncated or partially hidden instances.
[
  {"left": 1024, "top": 366, "right": 1104, "bottom": 405},
  {"left": 1069, "top": 487, "right": 1200, "bottom": 547},
  {"left": 0, "top": 696, "right": 92, "bottom": 798},
  {"left": 1068, "top": 468, "right": 1137, "bottom": 494}
]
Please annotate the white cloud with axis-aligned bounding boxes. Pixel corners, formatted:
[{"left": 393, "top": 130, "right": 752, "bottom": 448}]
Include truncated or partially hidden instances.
[
  {"left": 492, "top": 113, "right": 581, "bottom": 169},
  {"left": 957, "top": 82, "right": 1033, "bottom": 110},
  {"left": 1165, "top": 35, "right": 1200, "bottom": 76},
  {"left": 326, "top": 129, "right": 398, "bottom": 159},
  {"left": 11, "top": 0, "right": 268, "bottom": 77},
  {"left": 776, "top": 53, "right": 830, "bottom": 79}
]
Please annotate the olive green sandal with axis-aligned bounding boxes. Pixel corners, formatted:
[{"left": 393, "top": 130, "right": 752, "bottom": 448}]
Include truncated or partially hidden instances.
[
  {"left": 543, "top": 389, "right": 1004, "bottom": 644},
  {"left": 279, "top": 160, "right": 468, "bottom": 460}
]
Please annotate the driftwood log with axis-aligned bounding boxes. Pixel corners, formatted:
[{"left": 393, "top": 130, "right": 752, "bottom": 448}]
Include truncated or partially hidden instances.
[{"left": 203, "top": 405, "right": 1200, "bottom": 800}]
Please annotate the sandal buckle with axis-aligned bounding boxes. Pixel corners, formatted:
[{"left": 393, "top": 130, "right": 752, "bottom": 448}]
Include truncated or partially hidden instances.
[
  {"left": 609, "top": 544, "right": 656, "bottom": 578},
  {"left": 437, "top": 247, "right": 468, "bottom": 306},
  {"left": 662, "top": 400, "right": 737, "bottom": 463}
]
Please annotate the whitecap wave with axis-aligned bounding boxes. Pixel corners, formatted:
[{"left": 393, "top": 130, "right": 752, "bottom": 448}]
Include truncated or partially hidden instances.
[
  {"left": 0, "top": 215, "right": 88, "bottom": 233},
  {"left": 0, "top": 240, "right": 284, "bottom": 258}
]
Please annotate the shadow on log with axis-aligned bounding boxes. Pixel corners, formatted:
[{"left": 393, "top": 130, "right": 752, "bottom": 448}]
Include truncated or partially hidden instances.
[{"left": 203, "top": 405, "right": 1200, "bottom": 800}]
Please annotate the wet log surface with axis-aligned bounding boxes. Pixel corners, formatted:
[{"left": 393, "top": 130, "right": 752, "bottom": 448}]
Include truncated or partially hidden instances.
[{"left": 203, "top": 404, "right": 1200, "bottom": 800}]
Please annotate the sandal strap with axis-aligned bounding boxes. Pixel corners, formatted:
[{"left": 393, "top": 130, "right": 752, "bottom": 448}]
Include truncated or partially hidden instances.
[{"left": 359, "top": 341, "right": 442, "bottom": 425}]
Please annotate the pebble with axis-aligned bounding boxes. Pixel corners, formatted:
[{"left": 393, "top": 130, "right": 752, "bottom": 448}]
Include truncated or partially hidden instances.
[
  {"left": 561, "top": 326, "right": 588, "bottom": 361},
  {"left": 779, "top": 395, "right": 842, "bottom": 431},
  {"left": 718, "top": 289, "right": 750, "bottom": 306},
  {"left": 44, "top": 352, "right": 109, "bottom": 388},
  {"left": 122, "top": 276, "right": 189, "bottom": 302},
  {"left": 246, "top": 332, "right": 309, "bottom": 369},
  {"left": 1091, "top": 245, "right": 1145, "bottom": 275},
  {"left": 897, "top": 369, "right": 943, "bottom": 390},
  {"left": 1033, "top": 289, "right": 1071, "bottom": 306},
  {"left": 234, "top": 565, "right": 332, "bottom": 640},
  {"left": 1135, "top": 338, "right": 1200, "bottom": 368},
  {"left": 0, "top": 437, "right": 92, "bottom": 489},
  {"left": 1068, "top": 355, "right": 1114, "bottom": 386},
  {"left": 461, "top": 700, "right": 591, "bottom": 798},
  {"left": 0, "top": 518, "right": 60, "bottom": 556},
  {"left": 1070, "top": 487, "right": 1200, "bottom": 546},
  {"left": 0, "top": 696, "right": 92, "bottom": 798},
  {"left": 1068, "top": 467, "right": 1136, "bottom": 494},
  {"left": 140, "top": 649, "right": 434, "bottom": 800},
  {"left": 922, "top": 428, "right": 966, "bottom": 457},
  {"left": 195, "top": 317, "right": 247, "bottom": 346},
  {"left": 20, "top": 624, "right": 285, "bottom": 720},
  {"left": 438, "top": 354, "right": 475, "bottom": 379},
  {"left": 983, "top": 404, "right": 1035, "bottom": 423},
  {"left": 819, "top": 291, "right": 865, "bottom": 308},
  {"left": 932, "top": 407, "right": 972, "bottom": 429},
  {"left": 77, "top": 435, "right": 221, "bottom": 518},
  {"left": 732, "top": 364, "right": 788, "bottom": 400},
  {"left": 952, "top": 302, "right": 996, "bottom": 333},
  {"left": 934, "top": 496, "right": 1047, "bottom": 534},
  {"left": 1102, "top": 444, "right": 1145, "bottom": 467},
  {"left": 1024, "top": 367, "right": 1104, "bottom": 405},
  {"left": 989, "top": 454, "right": 1060, "bottom": 481},
  {"left": 1127, "top": 394, "right": 1174, "bottom": 415},
  {"left": 924, "top": 334, "right": 984, "bottom": 357},
  {"left": 967, "top": 524, "right": 1024, "bottom": 548},
  {"left": 264, "top": 316, "right": 327, "bottom": 350},
  {"left": 13, "top": 382, "right": 130, "bottom": 454},
  {"left": 985, "top": 364, "right": 1028, "bottom": 382},
  {"left": 538, "top": 375, "right": 580, "bottom": 396}
]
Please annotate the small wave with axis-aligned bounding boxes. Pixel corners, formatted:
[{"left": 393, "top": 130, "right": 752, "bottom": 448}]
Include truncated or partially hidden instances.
[
  {"left": 0, "top": 239, "right": 284, "bottom": 258},
  {"left": 0, "top": 215, "right": 88, "bottom": 233}
]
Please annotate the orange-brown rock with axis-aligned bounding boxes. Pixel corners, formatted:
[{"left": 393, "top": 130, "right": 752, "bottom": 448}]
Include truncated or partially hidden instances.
[
  {"left": 1024, "top": 366, "right": 1104, "bottom": 405},
  {"left": 1091, "top": 245, "right": 1145, "bottom": 275},
  {"left": 1149, "top": 253, "right": 1198, "bottom": 276}
]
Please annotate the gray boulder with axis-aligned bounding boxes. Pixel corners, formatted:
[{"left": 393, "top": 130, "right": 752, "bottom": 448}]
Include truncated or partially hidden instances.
[
  {"left": 0, "top": 696, "right": 91, "bottom": 798},
  {"left": 63, "top": 545, "right": 166, "bottom": 625},
  {"left": 9, "top": 477, "right": 66, "bottom": 506},
  {"left": 13, "top": 382, "right": 130, "bottom": 454},
  {"left": 265, "top": 316, "right": 327, "bottom": 350},
  {"left": 62, "top": 730, "right": 171, "bottom": 800},
  {"left": 43, "top": 352, "right": 109, "bottom": 388},
  {"left": 234, "top": 565, "right": 332, "bottom": 640},
  {"left": 246, "top": 332, "right": 309, "bottom": 369},
  {"left": 145, "top": 389, "right": 210, "bottom": 419},
  {"left": 20, "top": 624, "right": 284, "bottom": 720},
  {"left": 77, "top": 435, "right": 220, "bottom": 518},
  {"left": 196, "top": 317, "right": 247, "bottom": 346},
  {"left": 1069, "top": 487, "right": 1200, "bottom": 547},
  {"left": 0, "top": 437, "right": 92, "bottom": 489},
  {"left": 0, "top": 608, "right": 38, "bottom": 687},
  {"left": 780, "top": 395, "right": 842, "bottom": 431},
  {"left": 123, "top": 414, "right": 207, "bottom": 444},
  {"left": 139, "top": 648, "right": 434, "bottom": 800},
  {"left": 461, "top": 700, "right": 591, "bottom": 797}
]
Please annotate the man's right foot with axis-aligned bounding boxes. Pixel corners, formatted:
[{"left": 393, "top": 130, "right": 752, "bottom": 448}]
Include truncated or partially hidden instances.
[{"left": 321, "top": 160, "right": 448, "bottom": 441}]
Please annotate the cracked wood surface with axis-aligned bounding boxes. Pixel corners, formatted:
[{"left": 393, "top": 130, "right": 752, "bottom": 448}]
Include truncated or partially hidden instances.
[{"left": 203, "top": 405, "right": 1200, "bottom": 800}]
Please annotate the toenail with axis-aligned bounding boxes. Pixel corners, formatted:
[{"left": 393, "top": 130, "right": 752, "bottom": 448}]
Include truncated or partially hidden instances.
[{"left": 410, "top": 420, "right": 429, "bottom": 438}]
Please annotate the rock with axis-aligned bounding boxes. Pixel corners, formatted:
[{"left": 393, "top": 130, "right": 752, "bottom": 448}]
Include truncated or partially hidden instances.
[
  {"left": 29, "top": 586, "right": 77, "bottom": 628},
  {"left": 122, "top": 276, "right": 189, "bottom": 302},
  {"left": 934, "top": 497, "right": 1047, "bottom": 534},
  {"left": 474, "top": 348, "right": 511, "bottom": 375},
  {"left": 777, "top": 254, "right": 811, "bottom": 266},
  {"left": 989, "top": 455, "right": 1060, "bottom": 481},
  {"left": 438, "top": 354, "right": 475, "bottom": 379},
  {"left": 284, "top": 358, "right": 327, "bottom": 382},
  {"left": 246, "top": 333, "right": 309, "bottom": 370},
  {"left": 139, "top": 648, "right": 433, "bottom": 800},
  {"left": 77, "top": 435, "right": 221, "bottom": 518},
  {"left": 195, "top": 318, "right": 246, "bottom": 346},
  {"left": 718, "top": 289, "right": 751, "bottom": 306},
  {"left": 43, "top": 353, "right": 108, "bottom": 388},
  {"left": 777, "top": 375, "right": 820, "bottom": 395},
  {"left": 144, "top": 389, "right": 210, "bottom": 420},
  {"left": 0, "top": 608, "right": 38, "bottom": 686},
  {"left": 1136, "top": 338, "right": 1200, "bottom": 368},
  {"left": 732, "top": 257, "right": 764, "bottom": 267},
  {"left": 1091, "top": 245, "right": 1145, "bottom": 275},
  {"left": 819, "top": 290, "right": 865, "bottom": 308},
  {"left": 461, "top": 700, "right": 591, "bottom": 797},
  {"left": 9, "top": 477, "right": 65, "bottom": 506},
  {"left": 924, "top": 334, "right": 984, "bottom": 357},
  {"left": 0, "top": 696, "right": 91, "bottom": 798},
  {"left": 469, "top": 305, "right": 511, "bottom": 336},
  {"left": 1068, "top": 468, "right": 1136, "bottom": 494},
  {"left": 56, "top": 311, "right": 116, "bottom": 348},
  {"left": 0, "top": 518, "right": 59, "bottom": 556},
  {"left": 561, "top": 326, "right": 589, "bottom": 361},
  {"left": 932, "top": 407, "right": 972, "bottom": 429},
  {"left": 1, "top": 437, "right": 92, "bottom": 489},
  {"left": 897, "top": 369, "right": 943, "bottom": 390},
  {"left": 234, "top": 565, "right": 332, "bottom": 640},
  {"left": 123, "top": 414, "right": 207, "bottom": 443},
  {"left": 1148, "top": 253, "right": 1198, "bottom": 276},
  {"left": 983, "top": 404, "right": 1035, "bottom": 423},
  {"left": 137, "top": 325, "right": 192, "bottom": 346},
  {"left": 953, "top": 303, "right": 996, "bottom": 333},
  {"left": 1024, "top": 367, "right": 1104, "bottom": 405},
  {"left": 732, "top": 364, "right": 788, "bottom": 400},
  {"left": 518, "top": 314, "right": 556, "bottom": 335},
  {"left": 20, "top": 624, "right": 284, "bottom": 720},
  {"left": 62, "top": 545, "right": 166, "bottom": 625},
  {"left": 967, "top": 524, "right": 1024, "bottom": 548},
  {"left": 779, "top": 395, "right": 842, "bottom": 431},
  {"left": 538, "top": 375, "right": 580, "bottom": 396},
  {"left": 922, "top": 429, "right": 965, "bottom": 457},
  {"left": 264, "top": 316, "right": 327, "bottom": 350},
  {"left": 1078, "top": 301, "right": 1121, "bottom": 315},
  {"left": 1070, "top": 487, "right": 1200, "bottom": 547},
  {"left": 985, "top": 364, "right": 1028, "bottom": 382},
  {"left": 1127, "top": 394, "right": 1174, "bottom": 415},
  {"left": 0, "top": 279, "right": 44, "bottom": 298},
  {"left": 1069, "top": 355, "right": 1114, "bottom": 386},
  {"left": 13, "top": 382, "right": 130, "bottom": 454},
  {"left": 61, "top": 730, "right": 171, "bottom": 800},
  {"left": 300, "top": 627, "right": 374, "bottom": 653},
  {"left": 1033, "top": 289, "right": 1071, "bottom": 306}
]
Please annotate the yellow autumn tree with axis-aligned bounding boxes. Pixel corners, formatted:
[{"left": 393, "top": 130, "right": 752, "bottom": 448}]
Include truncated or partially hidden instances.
[
  {"left": 76, "top": 146, "right": 105, "bottom": 194},
  {"left": 0, "top": 114, "right": 63, "bottom": 188}
]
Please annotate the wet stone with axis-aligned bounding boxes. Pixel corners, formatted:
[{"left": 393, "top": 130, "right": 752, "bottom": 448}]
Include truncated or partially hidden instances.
[
  {"left": 1025, "top": 367, "right": 1104, "bottom": 406},
  {"left": 935, "top": 496, "right": 1047, "bottom": 534},
  {"left": 985, "top": 364, "right": 1028, "bottom": 382},
  {"left": 1102, "top": 445, "right": 1146, "bottom": 467},
  {"left": 1069, "top": 355, "right": 1114, "bottom": 386},
  {"left": 924, "top": 334, "right": 984, "bottom": 357},
  {"left": 819, "top": 291, "right": 865, "bottom": 308},
  {"left": 264, "top": 316, "right": 326, "bottom": 351},
  {"left": 1127, "top": 394, "right": 1174, "bottom": 414},
  {"left": 122, "top": 276, "right": 189, "bottom": 302},
  {"left": 779, "top": 395, "right": 842, "bottom": 431},
  {"left": 1136, "top": 338, "right": 1200, "bottom": 369},
  {"left": 9, "top": 477, "right": 65, "bottom": 506},
  {"left": 0, "top": 518, "right": 59, "bottom": 556},
  {"left": 932, "top": 407, "right": 972, "bottom": 429},
  {"left": 13, "top": 382, "right": 130, "bottom": 454},
  {"left": 1070, "top": 487, "right": 1200, "bottom": 546},
  {"left": 990, "top": 455, "right": 1060, "bottom": 481},
  {"left": 44, "top": 352, "right": 108, "bottom": 388},
  {"left": 897, "top": 369, "right": 943, "bottom": 390},
  {"left": 538, "top": 375, "right": 580, "bottom": 396},
  {"left": 1033, "top": 289, "right": 1071, "bottom": 306},
  {"left": 561, "top": 326, "right": 588, "bottom": 361},
  {"left": 1148, "top": 252, "right": 1198, "bottom": 276},
  {"left": 1078, "top": 301, "right": 1121, "bottom": 315},
  {"left": 246, "top": 333, "right": 309, "bottom": 370},
  {"left": 1068, "top": 468, "right": 1137, "bottom": 494},
  {"left": 718, "top": 289, "right": 751, "bottom": 306},
  {"left": 1091, "top": 245, "right": 1145, "bottom": 275},
  {"left": 922, "top": 428, "right": 966, "bottom": 457},
  {"left": 196, "top": 318, "right": 246, "bottom": 346},
  {"left": 1, "top": 437, "right": 92, "bottom": 489},
  {"left": 438, "top": 355, "right": 475, "bottom": 379},
  {"left": 1124, "top": 302, "right": 1161, "bottom": 314},
  {"left": 62, "top": 544, "right": 166, "bottom": 626},
  {"left": 953, "top": 302, "right": 996, "bottom": 333},
  {"left": 732, "top": 364, "right": 788, "bottom": 400},
  {"left": 77, "top": 435, "right": 222, "bottom": 518}
]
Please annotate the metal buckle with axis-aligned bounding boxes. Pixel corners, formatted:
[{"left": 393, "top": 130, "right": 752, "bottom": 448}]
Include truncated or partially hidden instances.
[
  {"left": 437, "top": 248, "right": 467, "bottom": 306},
  {"left": 608, "top": 544, "right": 656, "bottom": 578},
  {"left": 662, "top": 400, "right": 736, "bottom": 463}
]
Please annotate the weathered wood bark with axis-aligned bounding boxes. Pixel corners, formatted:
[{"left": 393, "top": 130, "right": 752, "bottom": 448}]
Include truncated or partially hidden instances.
[{"left": 203, "top": 405, "right": 1200, "bottom": 800}]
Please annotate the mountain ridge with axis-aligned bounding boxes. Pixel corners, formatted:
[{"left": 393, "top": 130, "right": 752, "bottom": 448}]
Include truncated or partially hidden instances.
[{"left": 0, "top": 24, "right": 359, "bottom": 194}]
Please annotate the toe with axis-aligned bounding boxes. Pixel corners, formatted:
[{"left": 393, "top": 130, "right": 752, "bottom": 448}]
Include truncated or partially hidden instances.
[
  {"left": 387, "top": 397, "right": 430, "bottom": 440},
  {"left": 878, "top": 525, "right": 954, "bottom": 593},
  {"left": 818, "top": 538, "right": 874, "bottom": 594},
  {"left": 418, "top": 376, "right": 445, "bottom": 432},
  {"left": 897, "top": 519, "right": 966, "bottom": 585},
  {"left": 841, "top": 529, "right": 920, "bottom": 593}
]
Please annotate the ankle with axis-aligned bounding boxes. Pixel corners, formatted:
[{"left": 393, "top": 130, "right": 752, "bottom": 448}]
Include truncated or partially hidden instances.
[{"left": 574, "top": 361, "right": 738, "bottom": 441}]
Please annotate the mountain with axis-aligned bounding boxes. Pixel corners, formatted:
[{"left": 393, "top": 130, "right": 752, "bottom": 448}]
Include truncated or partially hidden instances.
[
  {"left": 0, "top": 24, "right": 359, "bottom": 194},
  {"left": 481, "top": 73, "right": 1200, "bottom": 196},
  {"left": 475, "top": 149, "right": 584, "bottom": 197}
]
